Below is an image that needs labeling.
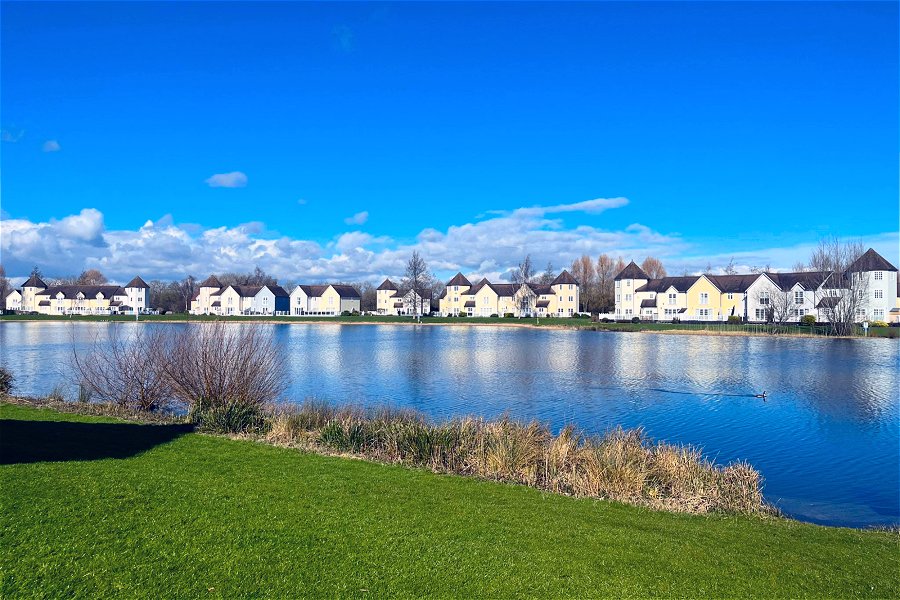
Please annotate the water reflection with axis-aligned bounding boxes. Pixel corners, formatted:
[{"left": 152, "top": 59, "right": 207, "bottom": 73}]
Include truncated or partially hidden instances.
[{"left": 0, "top": 321, "right": 897, "bottom": 528}]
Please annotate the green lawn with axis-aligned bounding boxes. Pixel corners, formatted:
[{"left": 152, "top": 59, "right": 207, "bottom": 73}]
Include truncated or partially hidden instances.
[{"left": 1, "top": 403, "right": 897, "bottom": 598}]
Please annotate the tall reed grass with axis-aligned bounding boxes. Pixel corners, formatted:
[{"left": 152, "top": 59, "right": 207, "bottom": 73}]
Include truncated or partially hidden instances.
[{"left": 264, "top": 400, "right": 771, "bottom": 517}]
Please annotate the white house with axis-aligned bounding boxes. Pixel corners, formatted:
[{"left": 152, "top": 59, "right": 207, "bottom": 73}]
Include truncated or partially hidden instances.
[{"left": 290, "top": 284, "right": 361, "bottom": 316}]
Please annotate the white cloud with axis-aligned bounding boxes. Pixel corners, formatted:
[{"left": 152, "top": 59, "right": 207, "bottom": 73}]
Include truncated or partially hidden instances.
[
  {"left": 205, "top": 171, "right": 248, "bottom": 188},
  {"left": 2, "top": 128, "right": 24, "bottom": 143},
  {"left": 42, "top": 140, "right": 60, "bottom": 152},
  {"left": 2, "top": 199, "right": 894, "bottom": 288},
  {"left": 344, "top": 211, "right": 369, "bottom": 225}
]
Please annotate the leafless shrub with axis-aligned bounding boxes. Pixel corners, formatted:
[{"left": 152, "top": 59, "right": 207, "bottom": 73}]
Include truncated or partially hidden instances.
[
  {"left": 72, "top": 327, "right": 173, "bottom": 411},
  {"left": 164, "top": 323, "right": 286, "bottom": 431}
]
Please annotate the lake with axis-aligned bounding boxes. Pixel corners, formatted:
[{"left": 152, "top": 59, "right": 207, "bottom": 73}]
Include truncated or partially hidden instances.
[{"left": 1, "top": 321, "right": 897, "bottom": 528}]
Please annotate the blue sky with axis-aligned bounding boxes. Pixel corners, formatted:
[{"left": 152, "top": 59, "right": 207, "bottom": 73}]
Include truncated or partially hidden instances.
[{"left": 1, "top": 1, "right": 897, "bottom": 283}]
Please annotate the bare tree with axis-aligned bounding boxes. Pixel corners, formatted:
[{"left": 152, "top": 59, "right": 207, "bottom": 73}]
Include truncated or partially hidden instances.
[
  {"left": 704, "top": 262, "right": 714, "bottom": 275},
  {"left": 402, "top": 251, "right": 431, "bottom": 319},
  {"left": 0, "top": 264, "right": 8, "bottom": 311},
  {"left": 76, "top": 269, "right": 107, "bottom": 285},
  {"left": 30, "top": 266, "right": 43, "bottom": 280},
  {"left": 723, "top": 257, "right": 737, "bottom": 276},
  {"left": 511, "top": 254, "right": 535, "bottom": 286},
  {"left": 164, "top": 323, "right": 286, "bottom": 429},
  {"left": 791, "top": 261, "right": 808, "bottom": 273},
  {"left": 641, "top": 256, "right": 667, "bottom": 279},
  {"left": 596, "top": 254, "right": 617, "bottom": 313},
  {"left": 357, "top": 281, "right": 376, "bottom": 312},
  {"left": 571, "top": 255, "right": 596, "bottom": 312},
  {"left": 177, "top": 275, "right": 198, "bottom": 313},
  {"left": 808, "top": 238, "right": 868, "bottom": 336},
  {"left": 537, "top": 262, "right": 556, "bottom": 285},
  {"left": 72, "top": 327, "right": 173, "bottom": 411}
]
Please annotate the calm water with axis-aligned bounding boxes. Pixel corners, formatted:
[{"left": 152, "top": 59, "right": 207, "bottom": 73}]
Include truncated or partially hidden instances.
[{"left": 1, "top": 321, "right": 897, "bottom": 528}]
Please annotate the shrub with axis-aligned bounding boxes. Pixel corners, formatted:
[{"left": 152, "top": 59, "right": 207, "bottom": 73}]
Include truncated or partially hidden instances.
[
  {"left": 72, "top": 327, "right": 172, "bottom": 412},
  {"left": 631, "top": 316, "right": 640, "bottom": 324},
  {"left": 672, "top": 317, "right": 681, "bottom": 323},
  {"left": 600, "top": 317, "right": 611, "bottom": 323},
  {"left": 341, "top": 310, "right": 351, "bottom": 317},
  {"left": 0, "top": 366, "right": 12, "bottom": 396},
  {"left": 164, "top": 323, "right": 286, "bottom": 433},
  {"left": 869, "top": 320, "right": 888, "bottom": 328},
  {"left": 490, "top": 314, "right": 499, "bottom": 318},
  {"left": 801, "top": 315, "right": 816, "bottom": 326},
  {"left": 350, "top": 309, "right": 360, "bottom": 316},
  {"left": 727, "top": 316, "right": 742, "bottom": 323},
  {"left": 503, "top": 313, "right": 515, "bottom": 318},
  {"left": 458, "top": 312, "right": 468, "bottom": 318}
]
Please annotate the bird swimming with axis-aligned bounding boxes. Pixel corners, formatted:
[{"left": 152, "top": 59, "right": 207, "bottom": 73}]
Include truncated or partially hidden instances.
[{"left": 754, "top": 391, "right": 768, "bottom": 399}]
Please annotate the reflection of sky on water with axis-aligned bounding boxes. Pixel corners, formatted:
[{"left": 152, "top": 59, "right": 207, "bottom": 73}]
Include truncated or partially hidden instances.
[{"left": 1, "top": 321, "right": 897, "bottom": 528}]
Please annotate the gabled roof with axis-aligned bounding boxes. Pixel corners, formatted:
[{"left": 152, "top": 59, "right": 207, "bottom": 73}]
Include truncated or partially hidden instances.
[
  {"left": 492, "top": 284, "right": 520, "bottom": 297},
  {"left": 635, "top": 276, "right": 699, "bottom": 293},
  {"left": 23, "top": 275, "right": 47, "bottom": 289},
  {"left": 266, "top": 285, "right": 289, "bottom": 298},
  {"left": 331, "top": 285, "right": 361, "bottom": 299},
  {"left": 816, "top": 296, "right": 842, "bottom": 309},
  {"left": 199, "top": 275, "right": 223, "bottom": 288},
  {"left": 765, "top": 271, "right": 831, "bottom": 291},
  {"left": 125, "top": 276, "right": 149, "bottom": 289},
  {"left": 446, "top": 272, "right": 472, "bottom": 287},
  {"left": 298, "top": 285, "right": 329, "bottom": 297},
  {"left": 377, "top": 279, "right": 398, "bottom": 291},
  {"left": 614, "top": 261, "right": 649, "bottom": 281},
  {"left": 36, "top": 285, "right": 126, "bottom": 299},
  {"left": 707, "top": 274, "right": 761, "bottom": 293},
  {"left": 469, "top": 278, "right": 493, "bottom": 295},
  {"left": 527, "top": 283, "right": 553, "bottom": 296},
  {"left": 848, "top": 248, "right": 898, "bottom": 273},
  {"left": 551, "top": 270, "right": 579, "bottom": 286}
]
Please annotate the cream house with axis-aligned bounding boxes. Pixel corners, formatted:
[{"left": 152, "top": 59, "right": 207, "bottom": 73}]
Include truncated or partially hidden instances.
[
  {"left": 290, "top": 284, "right": 361, "bottom": 316},
  {"left": 5, "top": 275, "right": 151, "bottom": 315},
  {"left": 376, "top": 279, "right": 431, "bottom": 316},
  {"left": 438, "top": 270, "right": 580, "bottom": 317}
]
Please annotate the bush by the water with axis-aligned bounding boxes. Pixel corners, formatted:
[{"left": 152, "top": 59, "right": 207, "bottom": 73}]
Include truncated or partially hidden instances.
[
  {"left": 0, "top": 366, "right": 13, "bottom": 396},
  {"left": 265, "top": 400, "right": 770, "bottom": 517},
  {"left": 801, "top": 315, "right": 816, "bottom": 326}
]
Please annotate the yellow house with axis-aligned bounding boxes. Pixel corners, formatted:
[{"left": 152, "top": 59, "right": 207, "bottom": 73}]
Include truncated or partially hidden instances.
[
  {"left": 438, "top": 270, "right": 581, "bottom": 317},
  {"left": 376, "top": 279, "right": 400, "bottom": 314},
  {"left": 439, "top": 273, "right": 472, "bottom": 316},
  {"left": 685, "top": 276, "right": 723, "bottom": 321}
]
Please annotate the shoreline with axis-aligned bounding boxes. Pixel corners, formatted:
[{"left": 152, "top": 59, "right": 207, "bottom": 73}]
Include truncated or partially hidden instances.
[{"left": 1, "top": 315, "right": 896, "bottom": 338}]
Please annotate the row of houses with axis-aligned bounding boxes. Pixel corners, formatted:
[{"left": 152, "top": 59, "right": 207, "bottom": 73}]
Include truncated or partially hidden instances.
[
  {"left": 189, "top": 276, "right": 361, "bottom": 316},
  {"left": 5, "top": 275, "right": 151, "bottom": 315},
  {"left": 434, "top": 270, "right": 581, "bottom": 317},
  {"left": 614, "top": 248, "right": 899, "bottom": 323}
]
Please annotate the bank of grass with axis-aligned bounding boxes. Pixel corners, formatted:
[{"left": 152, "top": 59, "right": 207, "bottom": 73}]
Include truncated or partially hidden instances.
[
  {"left": 2, "top": 312, "right": 896, "bottom": 337},
  {"left": 1, "top": 403, "right": 897, "bottom": 598}
]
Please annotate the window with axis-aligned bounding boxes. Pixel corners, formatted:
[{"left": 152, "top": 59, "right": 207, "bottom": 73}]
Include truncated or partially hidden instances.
[
  {"left": 569, "top": 284, "right": 573, "bottom": 290},
  {"left": 668, "top": 293, "right": 676, "bottom": 305},
  {"left": 699, "top": 293, "right": 708, "bottom": 305},
  {"left": 625, "top": 294, "right": 632, "bottom": 302},
  {"left": 874, "top": 290, "right": 883, "bottom": 299},
  {"left": 568, "top": 308, "right": 574, "bottom": 315},
  {"left": 759, "top": 291, "right": 769, "bottom": 305},
  {"left": 625, "top": 309, "right": 632, "bottom": 315},
  {"left": 615, "top": 281, "right": 620, "bottom": 289},
  {"left": 626, "top": 280, "right": 631, "bottom": 287},
  {"left": 755, "top": 308, "right": 767, "bottom": 320},
  {"left": 874, "top": 272, "right": 883, "bottom": 281},
  {"left": 482, "top": 296, "right": 489, "bottom": 305},
  {"left": 698, "top": 308, "right": 710, "bottom": 318},
  {"left": 727, "top": 293, "right": 733, "bottom": 300},
  {"left": 616, "top": 294, "right": 620, "bottom": 302},
  {"left": 568, "top": 296, "right": 573, "bottom": 302},
  {"left": 794, "top": 291, "right": 804, "bottom": 305},
  {"left": 874, "top": 309, "right": 884, "bottom": 319}
]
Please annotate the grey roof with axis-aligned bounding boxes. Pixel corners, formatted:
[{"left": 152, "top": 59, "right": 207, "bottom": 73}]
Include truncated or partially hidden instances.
[
  {"left": 707, "top": 274, "right": 761, "bottom": 293},
  {"left": 551, "top": 270, "right": 579, "bottom": 285},
  {"left": 536, "top": 300, "right": 550, "bottom": 308},
  {"left": 848, "top": 248, "right": 898, "bottom": 273},
  {"left": 816, "top": 296, "right": 842, "bottom": 309},
  {"left": 635, "top": 276, "right": 699, "bottom": 293},
  {"left": 298, "top": 285, "right": 329, "bottom": 297},
  {"left": 38, "top": 300, "right": 50, "bottom": 306},
  {"left": 640, "top": 299, "right": 656, "bottom": 308},
  {"left": 464, "top": 300, "right": 475, "bottom": 307},
  {"left": 446, "top": 272, "right": 472, "bottom": 287},
  {"left": 331, "top": 285, "right": 361, "bottom": 298},
  {"left": 267, "top": 285, "right": 289, "bottom": 298},
  {"left": 125, "top": 276, "right": 149, "bottom": 289},
  {"left": 766, "top": 271, "right": 831, "bottom": 291},
  {"left": 23, "top": 275, "right": 48, "bottom": 289},
  {"left": 36, "top": 285, "right": 126, "bottom": 299},
  {"left": 614, "top": 261, "right": 650, "bottom": 281},
  {"left": 527, "top": 283, "right": 553, "bottom": 296},
  {"left": 377, "top": 279, "right": 398, "bottom": 291}
]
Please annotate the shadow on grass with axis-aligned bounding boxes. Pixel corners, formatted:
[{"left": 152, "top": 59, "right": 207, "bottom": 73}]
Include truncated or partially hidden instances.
[{"left": 0, "top": 419, "right": 194, "bottom": 465}]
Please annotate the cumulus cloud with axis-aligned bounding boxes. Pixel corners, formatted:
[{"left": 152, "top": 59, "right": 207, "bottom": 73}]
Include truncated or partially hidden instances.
[
  {"left": 205, "top": 171, "right": 248, "bottom": 188},
  {"left": 42, "top": 140, "right": 60, "bottom": 152},
  {"left": 3, "top": 198, "right": 893, "bottom": 287},
  {"left": 344, "top": 211, "right": 369, "bottom": 225}
]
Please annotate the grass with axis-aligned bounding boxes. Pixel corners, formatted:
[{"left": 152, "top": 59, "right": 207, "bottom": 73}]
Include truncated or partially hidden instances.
[
  {"left": 3, "top": 311, "right": 897, "bottom": 337},
  {"left": 2, "top": 403, "right": 897, "bottom": 598}
]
